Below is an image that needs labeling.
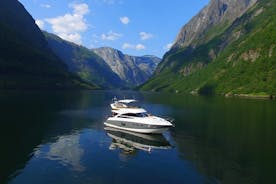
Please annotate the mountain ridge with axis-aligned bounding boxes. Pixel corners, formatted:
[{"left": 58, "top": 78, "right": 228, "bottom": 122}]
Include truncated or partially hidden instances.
[
  {"left": 140, "top": 0, "right": 276, "bottom": 97},
  {"left": 44, "top": 32, "right": 125, "bottom": 88},
  {"left": 172, "top": 0, "right": 258, "bottom": 49},
  {"left": 93, "top": 47, "right": 161, "bottom": 86},
  {"left": 44, "top": 33, "right": 160, "bottom": 88}
]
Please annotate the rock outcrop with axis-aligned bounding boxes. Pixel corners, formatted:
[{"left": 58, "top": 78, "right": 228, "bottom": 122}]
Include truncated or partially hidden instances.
[
  {"left": 93, "top": 47, "right": 161, "bottom": 86},
  {"left": 173, "top": 0, "right": 257, "bottom": 49}
]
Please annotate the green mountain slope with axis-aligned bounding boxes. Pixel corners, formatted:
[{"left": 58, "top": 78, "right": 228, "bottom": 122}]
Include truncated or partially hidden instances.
[
  {"left": 0, "top": 0, "right": 94, "bottom": 89},
  {"left": 44, "top": 32, "right": 125, "bottom": 88},
  {"left": 140, "top": 0, "right": 276, "bottom": 97}
]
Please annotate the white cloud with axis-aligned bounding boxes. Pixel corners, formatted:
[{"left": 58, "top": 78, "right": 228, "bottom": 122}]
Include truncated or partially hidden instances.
[
  {"left": 70, "top": 3, "right": 89, "bottom": 15},
  {"left": 40, "top": 4, "right": 51, "bottom": 8},
  {"left": 45, "top": 3, "right": 89, "bottom": 45},
  {"left": 101, "top": 31, "right": 122, "bottom": 41},
  {"left": 139, "top": 32, "right": 153, "bottom": 40},
  {"left": 122, "top": 43, "right": 146, "bottom": 50},
  {"left": 59, "top": 33, "right": 82, "bottom": 45},
  {"left": 164, "top": 43, "right": 173, "bottom": 50},
  {"left": 136, "top": 44, "right": 146, "bottom": 50},
  {"left": 46, "top": 14, "right": 88, "bottom": 34},
  {"left": 122, "top": 43, "right": 134, "bottom": 49},
  {"left": 120, "top": 16, "right": 130, "bottom": 24},
  {"left": 35, "top": 19, "right": 44, "bottom": 29}
]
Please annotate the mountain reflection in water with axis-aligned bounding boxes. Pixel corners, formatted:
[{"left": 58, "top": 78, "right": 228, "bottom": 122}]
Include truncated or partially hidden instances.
[{"left": 2, "top": 90, "right": 275, "bottom": 184}]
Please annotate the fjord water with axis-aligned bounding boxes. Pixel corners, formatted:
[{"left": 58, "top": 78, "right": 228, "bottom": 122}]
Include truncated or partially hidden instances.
[{"left": 1, "top": 91, "right": 275, "bottom": 184}]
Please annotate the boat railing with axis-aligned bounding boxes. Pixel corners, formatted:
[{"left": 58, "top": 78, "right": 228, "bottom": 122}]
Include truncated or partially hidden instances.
[{"left": 112, "top": 103, "right": 141, "bottom": 109}]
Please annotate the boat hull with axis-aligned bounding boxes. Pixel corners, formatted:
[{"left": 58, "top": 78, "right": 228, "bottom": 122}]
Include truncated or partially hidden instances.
[{"left": 104, "top": 121, "right": 170, "bottom": 134}]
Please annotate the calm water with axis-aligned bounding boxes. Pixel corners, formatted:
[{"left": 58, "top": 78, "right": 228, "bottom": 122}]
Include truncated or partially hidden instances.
[{"left": 0, "top": 90, "right": 275, "bottom": 184}]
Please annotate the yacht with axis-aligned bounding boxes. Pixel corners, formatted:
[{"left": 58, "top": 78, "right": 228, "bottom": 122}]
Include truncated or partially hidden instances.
[
  {"left": 104, "top": 98, "right": 174, "bottom": 134},
  {"left": 105, "top": 127, "right": 171, "bottom": 153}
]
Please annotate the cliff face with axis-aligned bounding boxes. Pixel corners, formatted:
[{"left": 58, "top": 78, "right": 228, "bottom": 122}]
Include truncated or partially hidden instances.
[
  {"left": 132, "top": 55, "right": 161, "bottom": 77},
  {"left": 141, "top": 0, "right": 276, "bottom": 97},
  {"left": 93, "top": 47, "right": 161, "bottom": 86},
  {"left": 173, "top": 0, "right": 257, "bottom": 49}
]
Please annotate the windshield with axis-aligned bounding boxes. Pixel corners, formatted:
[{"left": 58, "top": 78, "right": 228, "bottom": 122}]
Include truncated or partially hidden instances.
[{"left": 123, "top": 113, "right": 149, "bottom": 117}]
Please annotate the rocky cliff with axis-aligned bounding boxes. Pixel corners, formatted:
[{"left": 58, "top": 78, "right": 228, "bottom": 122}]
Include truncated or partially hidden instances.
[
  {"left": 93, "top": 47, "right": 161, "bottom": 86},
  {"left": 173, "top": 0, "right": 258, "bottom": 49}
]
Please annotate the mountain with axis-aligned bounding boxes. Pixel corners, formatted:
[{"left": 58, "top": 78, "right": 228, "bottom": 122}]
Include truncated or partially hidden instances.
[
  {"left": 44, "top": 32, "right": 125, "bottom": 88},
  {"left": 172, "top": 0, "right": 258, "bottom": 49},
  {"left": 0, "top": 0, "right": 93, "bottom": 89},
  {"left": 93, "top": 47, "right": 161, "bottom": 86},
  {"left": 141, "top": 0, "right": 276, "bottom": 98}
]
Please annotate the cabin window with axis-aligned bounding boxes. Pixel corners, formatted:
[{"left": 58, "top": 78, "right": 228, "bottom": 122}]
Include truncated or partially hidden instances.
[
  {"left": 123, "top": 113, "right": 148, "bottom": 117},
  {"left": 124, "top": 113, "right": 137, "bottom": 117}
]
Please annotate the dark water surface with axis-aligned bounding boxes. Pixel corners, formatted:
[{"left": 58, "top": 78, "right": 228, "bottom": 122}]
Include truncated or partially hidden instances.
[{"left": 0, "top": 90, "right": 275, "bottom": 184}]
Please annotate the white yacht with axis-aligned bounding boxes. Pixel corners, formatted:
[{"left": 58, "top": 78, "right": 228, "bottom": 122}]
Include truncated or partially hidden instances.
[{"left": 104, "top": 98, "right": 174, "bottom": 134}]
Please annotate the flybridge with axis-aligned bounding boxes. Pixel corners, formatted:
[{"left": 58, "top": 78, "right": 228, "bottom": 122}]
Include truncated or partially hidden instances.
[
  {"left": 117, "top": 99, "right": 137, "bottom": 104},
  {"left": 112, "top": 108, "right": 147, "bottom": 115}
]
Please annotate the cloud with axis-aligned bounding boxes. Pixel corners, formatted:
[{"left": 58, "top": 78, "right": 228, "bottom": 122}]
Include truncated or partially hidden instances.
[
  {"left": 40, "top": 4, "right": 51, "bottom": 8},
  {"left": 35, "top": 19, "right": 44, "bottom": 29},
  {"left": 101, "top": 31, "right": 122, "bottom": 41},
  {"left": 120, "top": 16, "right": 130, "bottom": 24},
  {"left": 45, "top": 3, "right": 89, "bottom": 45},
  {"left": 164, "top": 43, "right": 173, "bottom": 50},
  {"left": 136, "top": 44, "right": 146, "bottom": 50},
  {"left": 122, "top": 43, "right": 133, "bottom": 49},
  {"left": 139, "top": 32, "right": 153, "bottom": 40},
  {"left": 70, "top": 3, "right": 89, "bottom": 15},
  {"left": 59, "top": 33, "right": 82, "bottom": 45},
  {"left": 122, "top": 43, "right": 146, "bottom": 50}
]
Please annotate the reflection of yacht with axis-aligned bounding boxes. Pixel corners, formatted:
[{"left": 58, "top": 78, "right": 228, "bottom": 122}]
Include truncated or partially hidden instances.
[
  {"left": 104, "top": 98, "right": 174, "bottom": 134},
  {"left": 105, "top": 127, "right": 171, "bottom": 153}
]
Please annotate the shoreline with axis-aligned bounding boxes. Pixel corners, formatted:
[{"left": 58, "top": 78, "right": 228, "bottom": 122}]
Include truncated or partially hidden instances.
[{"left": 225, "top": 93, "right": 276, "bottom": 100}]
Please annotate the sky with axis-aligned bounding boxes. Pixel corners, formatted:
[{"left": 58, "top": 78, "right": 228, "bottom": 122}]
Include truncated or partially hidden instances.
[{"left": 18, "top": 0, "right": 209, "bottom": 58}]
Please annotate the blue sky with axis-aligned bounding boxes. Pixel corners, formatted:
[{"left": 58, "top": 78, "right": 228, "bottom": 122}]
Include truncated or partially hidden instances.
[{"left": 19, "top": 0, "right": 209, "bottom": 57}]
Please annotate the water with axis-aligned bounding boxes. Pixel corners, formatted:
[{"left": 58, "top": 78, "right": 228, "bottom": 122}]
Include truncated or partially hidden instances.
[{"left": 0, "top": 90, "right": 275, "bottom": 184}]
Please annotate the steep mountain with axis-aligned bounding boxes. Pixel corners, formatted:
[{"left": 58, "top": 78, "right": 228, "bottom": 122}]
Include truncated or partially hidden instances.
[
  {"left": 44, "top": 33, "right": 125, "bottom": 88},
  {"left": 93, "top": 47, "right": 161, "bottom": 86},
  {"left": 141, "top": 0, "right": 276, "bottom": 97},
  {"left": 0, "top": 0, "right": 93, "bottom": 89},
  {"left": 172, "top": 0, "right": 258, "bottom": 49}
]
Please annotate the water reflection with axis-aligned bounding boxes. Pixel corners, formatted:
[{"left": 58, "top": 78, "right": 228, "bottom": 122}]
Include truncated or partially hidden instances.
[
  {"left": 35, "top": 134, "right": 85, "bottom": 172},
  {"left": 2, "top": 90, "right": 275, "bottom": 184},
  {"left": 144, "top": 93, "right": 276, "bottom": 183},
  {"left": 105, "top": 127, "right": 171, "bottom": 154}
]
